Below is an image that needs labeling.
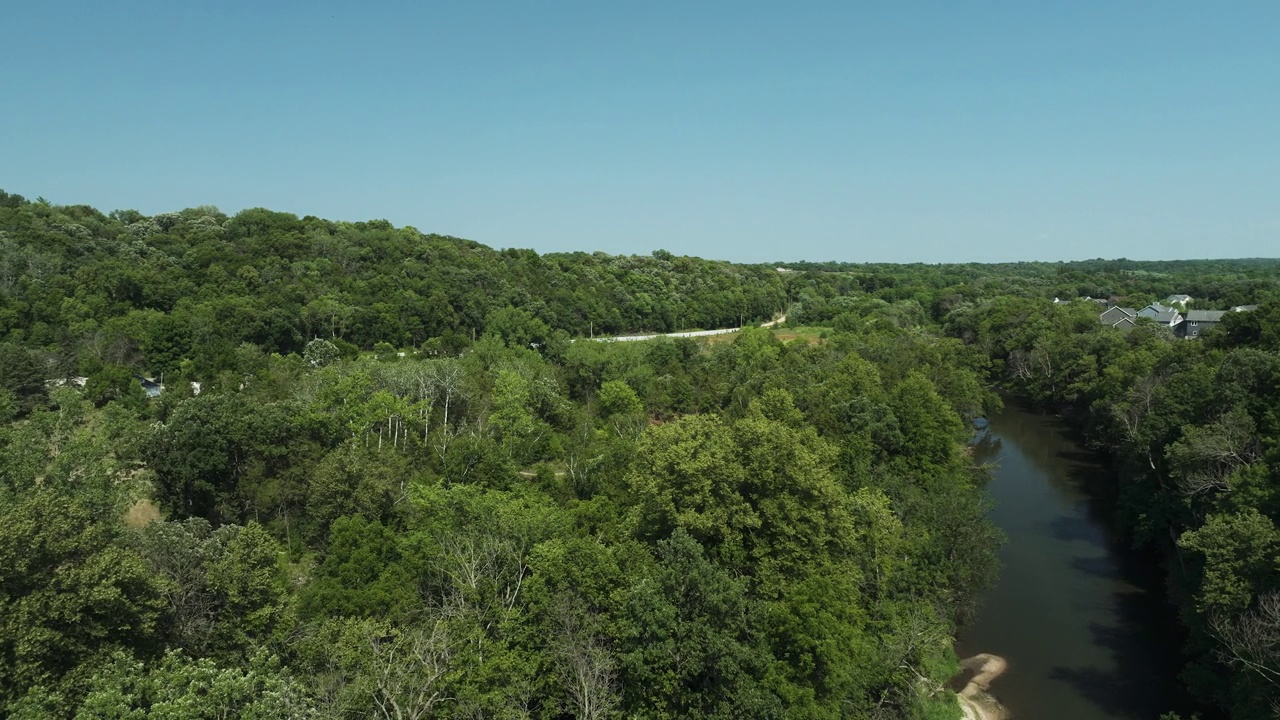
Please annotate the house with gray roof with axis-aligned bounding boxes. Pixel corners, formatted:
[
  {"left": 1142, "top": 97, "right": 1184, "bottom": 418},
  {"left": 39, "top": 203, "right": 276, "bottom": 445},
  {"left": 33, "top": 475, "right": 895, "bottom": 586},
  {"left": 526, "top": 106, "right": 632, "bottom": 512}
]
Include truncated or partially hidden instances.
[
  {"left": 1177, "top": 310, "right": 1228, "bottom": 339},
  {"left": 1164, "top": 294, "right": 1193, "bottom": 307},
  {"left": 1057, "top": 295, "right": 1111, "bottom": 306},
  {"left": 1111, "top": 316, "right": 1137, "bottom": 332},
  {"left": 1137, "top": 302, "right": 1169, "bottom": 318},
  {"left": 1137, "top": 303, "right": 1183, "bottom": 327},
  {"left": 1099, "top": 306, "right": 1137, "bottom": 327}
]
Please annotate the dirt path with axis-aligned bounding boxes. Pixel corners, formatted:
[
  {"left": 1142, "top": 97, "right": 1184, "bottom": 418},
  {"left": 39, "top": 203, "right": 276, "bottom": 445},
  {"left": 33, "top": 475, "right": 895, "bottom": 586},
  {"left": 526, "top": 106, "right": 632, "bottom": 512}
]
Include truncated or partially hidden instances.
[{"left": 956, "top": 653, "right": 1010, "bottom": 720}]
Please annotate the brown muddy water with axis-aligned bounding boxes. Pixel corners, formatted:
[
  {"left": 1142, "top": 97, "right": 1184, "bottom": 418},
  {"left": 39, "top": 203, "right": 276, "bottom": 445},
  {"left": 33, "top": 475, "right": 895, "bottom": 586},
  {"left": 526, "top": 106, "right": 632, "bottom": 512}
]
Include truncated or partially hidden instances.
[{"left": 956, "top": 404, "right": 1193, "bottom": 719}]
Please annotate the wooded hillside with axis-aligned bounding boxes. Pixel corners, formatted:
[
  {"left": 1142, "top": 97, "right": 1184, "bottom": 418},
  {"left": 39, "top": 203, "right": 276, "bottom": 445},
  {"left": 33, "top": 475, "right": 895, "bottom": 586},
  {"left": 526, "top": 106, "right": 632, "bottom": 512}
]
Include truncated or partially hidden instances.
[{"left": 0, "top": 191, "right": 1001, "bottom": 720}]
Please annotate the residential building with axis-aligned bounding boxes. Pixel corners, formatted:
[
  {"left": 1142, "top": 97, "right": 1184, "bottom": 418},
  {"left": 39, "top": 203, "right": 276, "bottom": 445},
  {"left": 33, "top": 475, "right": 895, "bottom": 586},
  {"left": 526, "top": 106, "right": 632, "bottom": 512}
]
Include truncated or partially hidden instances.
[
  {"left": 1099, "top": 306, "right": 1137, "bottom": 326},
  {"left": 1056, "top": 296, "right": 1111, "bottom": 307},
  {"left": 1136, "top": 303, "right": 1183, "bottom": 327},
  {"left": 1177, "top": 310, "right": 1228, "bottom": 339}
]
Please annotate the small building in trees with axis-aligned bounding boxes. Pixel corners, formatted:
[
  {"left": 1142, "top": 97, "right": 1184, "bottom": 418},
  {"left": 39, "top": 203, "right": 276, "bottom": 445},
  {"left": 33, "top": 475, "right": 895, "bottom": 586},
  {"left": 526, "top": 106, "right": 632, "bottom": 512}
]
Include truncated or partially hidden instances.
[
  {"left": 135, "top": 376, "right": 164, "bottom": 398},
  {"left": 1099, "top": 306, "right": 1137, "bottom": 327},
  {"left": 1056, "top": 296, "right": 1111, "bottom": 306},
  {"left": 1176, "top": 310, "right": 1228, "bottom": 339},
  {"left": 1137, "top": 303, "right": 1183, "bottom": 327}
]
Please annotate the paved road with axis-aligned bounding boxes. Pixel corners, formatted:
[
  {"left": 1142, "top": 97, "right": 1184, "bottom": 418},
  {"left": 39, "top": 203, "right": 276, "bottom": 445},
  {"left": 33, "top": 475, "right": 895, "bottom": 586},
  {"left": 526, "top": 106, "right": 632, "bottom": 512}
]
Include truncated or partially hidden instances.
[{"left": 589, "top": 315, "right": 786, "bottom": 343}]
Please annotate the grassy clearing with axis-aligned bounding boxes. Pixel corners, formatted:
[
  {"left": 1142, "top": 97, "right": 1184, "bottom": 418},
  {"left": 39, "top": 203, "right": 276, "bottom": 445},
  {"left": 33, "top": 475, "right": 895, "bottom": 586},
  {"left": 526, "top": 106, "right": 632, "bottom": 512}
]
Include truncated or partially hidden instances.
[
  {"left": 771, "top": 326, "right": 830, "bottom": 344},
  {"left": 123, "top": 499, "right": 162, "bottom": 528},
  {"left": 699, "top": 325, "right": 831, "bottom": 346}
]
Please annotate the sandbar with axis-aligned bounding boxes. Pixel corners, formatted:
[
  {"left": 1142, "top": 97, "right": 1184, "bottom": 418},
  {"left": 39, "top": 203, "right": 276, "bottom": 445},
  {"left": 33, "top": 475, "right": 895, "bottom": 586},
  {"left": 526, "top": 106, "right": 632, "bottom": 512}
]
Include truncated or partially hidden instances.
[{"left": 956, "top": 653, "right": 1010, "bottom": 720}]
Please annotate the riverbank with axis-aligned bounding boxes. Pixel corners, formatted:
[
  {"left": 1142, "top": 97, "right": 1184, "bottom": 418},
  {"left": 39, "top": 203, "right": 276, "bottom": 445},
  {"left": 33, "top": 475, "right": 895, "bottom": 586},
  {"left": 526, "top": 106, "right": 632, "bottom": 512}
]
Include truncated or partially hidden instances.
[
  {"left": 956, "top": 403, "right": 1192, "bottom": 718},
  {"left": 956, "top": 653, "right": 1009, "bottom": 720}
]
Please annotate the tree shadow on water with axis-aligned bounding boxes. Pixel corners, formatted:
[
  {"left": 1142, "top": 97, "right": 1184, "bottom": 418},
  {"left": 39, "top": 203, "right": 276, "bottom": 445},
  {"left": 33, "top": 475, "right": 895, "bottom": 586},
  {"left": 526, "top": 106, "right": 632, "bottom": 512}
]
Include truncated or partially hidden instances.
[
  {"left": 1057, "top": 448, "right": 1106, "bottom": 467},
  {"left": 1048, "top": 621, "right": 1168, "bottom": 717},
  {"left": 1049, "top": 663, "right": 1151, "bottom": 718},
  {"left": 1068, "top": 553, "right": 1119, "bottom": 580},
  {"left": 1048, "top": 594, "right": 1189, "bottom": 718},
  {"left": 1050, "top": 514, "right": 1108, "bottom": 546}
]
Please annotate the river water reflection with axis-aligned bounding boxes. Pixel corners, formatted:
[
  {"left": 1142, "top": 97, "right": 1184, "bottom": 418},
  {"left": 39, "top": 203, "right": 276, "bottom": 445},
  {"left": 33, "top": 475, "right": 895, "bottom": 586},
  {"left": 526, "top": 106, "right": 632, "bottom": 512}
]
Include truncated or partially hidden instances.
[{"left": 955, "top": 404, "right": 1189, "bottom": 719}]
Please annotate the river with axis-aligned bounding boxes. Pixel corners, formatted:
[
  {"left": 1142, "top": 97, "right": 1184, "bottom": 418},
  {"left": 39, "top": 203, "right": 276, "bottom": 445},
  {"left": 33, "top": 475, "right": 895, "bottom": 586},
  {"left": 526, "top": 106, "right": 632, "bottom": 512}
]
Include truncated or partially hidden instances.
[{"left": 955, "top": 403, "right": 1192, "bottom": 720}]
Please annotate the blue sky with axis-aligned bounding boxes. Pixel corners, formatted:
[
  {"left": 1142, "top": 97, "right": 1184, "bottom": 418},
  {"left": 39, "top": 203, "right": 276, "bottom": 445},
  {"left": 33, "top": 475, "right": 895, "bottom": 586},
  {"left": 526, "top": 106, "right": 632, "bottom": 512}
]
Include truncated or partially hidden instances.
[{"left": 4, "top": 2, "right": 1278, "bottom": 263}]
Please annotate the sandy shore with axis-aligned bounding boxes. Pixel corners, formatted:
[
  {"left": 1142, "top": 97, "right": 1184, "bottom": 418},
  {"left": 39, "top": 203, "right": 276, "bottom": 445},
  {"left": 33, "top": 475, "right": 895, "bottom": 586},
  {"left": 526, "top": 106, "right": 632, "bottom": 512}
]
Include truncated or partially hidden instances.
[{"left": 956, "top": 653, "right": 1010, "bottom": 720}]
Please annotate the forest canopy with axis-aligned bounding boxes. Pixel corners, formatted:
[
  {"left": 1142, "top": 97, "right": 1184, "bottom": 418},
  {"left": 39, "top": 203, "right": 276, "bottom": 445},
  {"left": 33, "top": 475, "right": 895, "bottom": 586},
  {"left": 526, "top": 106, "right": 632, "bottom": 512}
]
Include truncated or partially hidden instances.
[
  {"left": 3, "top": 189, "right": 1280, "bottom": 719},
  {"left": 0, "top": 191, "right": 1005, "bottom": 720}
]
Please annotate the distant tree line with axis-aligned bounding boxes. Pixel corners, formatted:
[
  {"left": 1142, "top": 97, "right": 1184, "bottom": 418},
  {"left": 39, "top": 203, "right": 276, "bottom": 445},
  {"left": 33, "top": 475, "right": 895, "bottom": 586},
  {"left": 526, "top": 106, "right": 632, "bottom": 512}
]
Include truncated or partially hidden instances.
[{"left": 0, "top": 190, "right": 784, "bottom": 384}]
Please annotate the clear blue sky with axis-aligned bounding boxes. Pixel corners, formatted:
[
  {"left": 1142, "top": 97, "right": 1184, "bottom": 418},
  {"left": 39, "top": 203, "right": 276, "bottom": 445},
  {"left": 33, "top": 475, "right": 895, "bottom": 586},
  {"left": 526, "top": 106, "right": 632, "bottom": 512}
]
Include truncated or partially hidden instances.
[{"left": 4, "top": 2, "right": 1278, "bottom": 263}]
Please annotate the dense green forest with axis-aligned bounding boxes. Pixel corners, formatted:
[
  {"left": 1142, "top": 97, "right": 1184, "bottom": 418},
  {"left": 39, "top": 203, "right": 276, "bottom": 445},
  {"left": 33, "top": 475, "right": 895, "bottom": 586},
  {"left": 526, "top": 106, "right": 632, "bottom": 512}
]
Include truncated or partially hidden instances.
[
  {"left": 789, "top": 256, "right": 1280, "bottom": 719},
  {"left": 1, "top": 192, "right": 1004, "bottom": 718},
  {"left": 3, "top": 190, "right": 1280, "bottom": 719},
  {"left": 0, "top": 190, "right": 786, "bottom": 378},
  {"left": 949, "top": 298, "right": 1280, "bottom": 720}
]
